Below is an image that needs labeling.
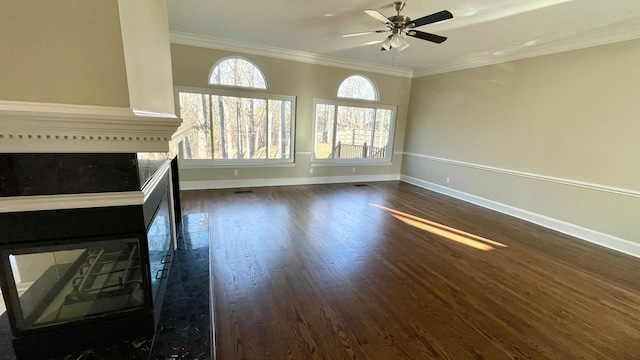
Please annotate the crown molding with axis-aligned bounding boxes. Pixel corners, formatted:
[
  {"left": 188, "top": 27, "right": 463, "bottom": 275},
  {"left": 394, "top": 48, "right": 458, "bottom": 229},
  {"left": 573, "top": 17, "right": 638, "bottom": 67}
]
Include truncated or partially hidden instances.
[
  {"left": 0, "top": 100, "right": 192, "bottom": 153},
  {"left": 169, "top": 31, "right": 413, "bottom": 78},
  {"left": 170, "top": 27, "right": 640, "bottom": 80},
  {"left": 412, "top": 24, "right": 640, "bottom": 78}
]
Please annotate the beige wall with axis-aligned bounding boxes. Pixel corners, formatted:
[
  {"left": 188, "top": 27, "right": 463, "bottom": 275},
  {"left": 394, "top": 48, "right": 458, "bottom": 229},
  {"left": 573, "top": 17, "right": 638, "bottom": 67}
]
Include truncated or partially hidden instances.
[
  {"left": 0, "top": 0, "right": 130, "bottom": 107},
  {"left": 118, "top": 0, "right": 175, "bottom": 115},
  {"left": 403, "top": 39, "right": 640, "bottom": 243},
  {"left": 171, "top": 44, "right": 411, "bottom": 183}
]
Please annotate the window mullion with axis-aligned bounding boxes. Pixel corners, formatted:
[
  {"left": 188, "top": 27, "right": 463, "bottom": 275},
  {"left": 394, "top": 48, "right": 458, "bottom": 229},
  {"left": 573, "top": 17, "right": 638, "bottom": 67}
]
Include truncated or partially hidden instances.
[
  {"left": 266, "top": 100, "right": 271, "bottom": 159},
  {"left": 369, "top": 108, "right": 377, "bottom": 159},
  {"left": 209, "top": 95, "right": 215, "bottom": 160},
  {"left": 331, "top": 106, "right": 338, "bottom": 159}
]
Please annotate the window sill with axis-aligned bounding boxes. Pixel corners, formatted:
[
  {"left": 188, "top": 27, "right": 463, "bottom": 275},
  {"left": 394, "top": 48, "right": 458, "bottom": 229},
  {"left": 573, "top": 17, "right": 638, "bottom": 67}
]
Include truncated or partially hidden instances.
[
  {"left": 178, "top": 160, "right": 296, "bottom": 169},
  {"left": 310, "top": 160, "right": 393, "bottom": 167}
]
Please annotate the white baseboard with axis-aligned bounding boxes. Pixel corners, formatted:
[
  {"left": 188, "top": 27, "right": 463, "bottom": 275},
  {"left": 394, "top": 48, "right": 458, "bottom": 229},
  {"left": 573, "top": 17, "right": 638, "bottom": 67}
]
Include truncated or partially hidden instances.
[
  {"left": 400, "top": 175, "right": 640, "bottom": 259},
  {"left": 181, "top": 174, "right": 400, "bottom": 191}
]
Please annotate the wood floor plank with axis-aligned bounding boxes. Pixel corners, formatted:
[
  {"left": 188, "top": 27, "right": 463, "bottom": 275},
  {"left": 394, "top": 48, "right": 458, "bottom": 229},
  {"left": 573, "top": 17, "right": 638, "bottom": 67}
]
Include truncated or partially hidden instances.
[{"left": 181, "top": 182, "right": 640, "bottom": 359}]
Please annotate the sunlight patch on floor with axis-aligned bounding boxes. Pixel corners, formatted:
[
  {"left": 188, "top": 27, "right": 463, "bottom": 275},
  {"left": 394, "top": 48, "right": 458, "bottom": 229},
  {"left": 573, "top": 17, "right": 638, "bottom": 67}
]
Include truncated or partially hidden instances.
[{"left": 371, "top": 204, "right": 508, "bottom": 251}]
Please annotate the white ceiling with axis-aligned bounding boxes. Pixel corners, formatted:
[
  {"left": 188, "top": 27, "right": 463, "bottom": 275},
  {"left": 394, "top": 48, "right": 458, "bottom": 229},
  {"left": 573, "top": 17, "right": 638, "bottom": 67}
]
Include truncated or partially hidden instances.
[{"left": 167, "top": 0, "right": 640, "bottom": 77}]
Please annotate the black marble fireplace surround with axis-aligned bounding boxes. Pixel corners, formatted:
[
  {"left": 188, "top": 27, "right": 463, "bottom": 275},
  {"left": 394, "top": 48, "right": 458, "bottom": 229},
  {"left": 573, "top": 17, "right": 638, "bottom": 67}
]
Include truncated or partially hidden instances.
[
  {"left": 0, "top": 153, "right": 190, "bottom": 359},
  {"left": 0, "top": 154, "right": 140, "bottom": 197}
]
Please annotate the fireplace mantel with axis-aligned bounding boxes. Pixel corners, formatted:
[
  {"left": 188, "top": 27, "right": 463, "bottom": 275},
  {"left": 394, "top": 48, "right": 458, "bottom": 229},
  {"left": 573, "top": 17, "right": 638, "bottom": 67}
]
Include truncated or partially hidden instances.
[{"left": 0, "top": 100, "right": 193, "bottom": 153}]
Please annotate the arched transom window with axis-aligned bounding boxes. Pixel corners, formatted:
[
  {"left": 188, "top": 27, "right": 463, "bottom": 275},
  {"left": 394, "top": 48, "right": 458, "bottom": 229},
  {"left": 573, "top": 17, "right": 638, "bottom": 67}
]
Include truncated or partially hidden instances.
[
  {"left": 209, "top": 57, "right": 267, "bottom": 89},
  {"left": 337, "top": 75, "right": 378, "bottom": 101}
]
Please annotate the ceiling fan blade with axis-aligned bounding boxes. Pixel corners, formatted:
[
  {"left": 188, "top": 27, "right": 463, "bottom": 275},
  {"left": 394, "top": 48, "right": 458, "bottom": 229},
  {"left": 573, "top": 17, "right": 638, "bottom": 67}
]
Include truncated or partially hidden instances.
[
  {"left": 406, "top": 30, "right": 447, "bottom": 44},
  {"left": 365, "top": 9, "right": 391, "bottom": 25},
  {"left": 409, "top": 10, "right": 453, "bottom": 28},
  {"left": 342, "top": 29, "right": 389, "bottom": 38}
]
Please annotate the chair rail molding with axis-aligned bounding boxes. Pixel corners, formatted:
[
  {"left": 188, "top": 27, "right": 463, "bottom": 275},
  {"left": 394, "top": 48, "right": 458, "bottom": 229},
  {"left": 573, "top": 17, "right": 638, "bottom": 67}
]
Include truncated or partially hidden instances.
[{"left": 402, "top": 152, "right": 640, "bottom": 198}]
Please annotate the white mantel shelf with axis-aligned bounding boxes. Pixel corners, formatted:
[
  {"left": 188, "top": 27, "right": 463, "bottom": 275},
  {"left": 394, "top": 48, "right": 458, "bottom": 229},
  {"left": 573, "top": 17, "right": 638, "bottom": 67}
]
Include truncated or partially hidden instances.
[{"left": 0, "top": 100, "right": 193, "bottom": 153}]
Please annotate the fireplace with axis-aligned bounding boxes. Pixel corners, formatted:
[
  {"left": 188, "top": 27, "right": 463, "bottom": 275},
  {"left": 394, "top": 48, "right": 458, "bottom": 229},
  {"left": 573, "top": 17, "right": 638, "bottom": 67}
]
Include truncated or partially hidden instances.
[
  {"left": 2, "top": 238, "right": 146, "bottom": 332},
  {"left": 1, "top": 1, "right": 192, "bottom": 354},
  {"left": 0, "top": 153, "right": 181, "bottom": 359}
]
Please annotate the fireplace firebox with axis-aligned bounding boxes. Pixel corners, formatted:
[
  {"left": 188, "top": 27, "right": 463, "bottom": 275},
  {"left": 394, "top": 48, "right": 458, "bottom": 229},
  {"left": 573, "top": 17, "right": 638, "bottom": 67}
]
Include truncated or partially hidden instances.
[{"left": 0, "top": 153, "right": 181, "bottom": 359}]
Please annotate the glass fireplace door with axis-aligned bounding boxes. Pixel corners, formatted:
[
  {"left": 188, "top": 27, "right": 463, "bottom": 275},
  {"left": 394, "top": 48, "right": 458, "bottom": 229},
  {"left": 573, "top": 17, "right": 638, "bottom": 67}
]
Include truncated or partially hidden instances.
[
  {"left": 1, "top": 237, "right": 147, "bottom": 333},
  {"left": 147, "top": 191, "right": 174, "bottom": 305}
]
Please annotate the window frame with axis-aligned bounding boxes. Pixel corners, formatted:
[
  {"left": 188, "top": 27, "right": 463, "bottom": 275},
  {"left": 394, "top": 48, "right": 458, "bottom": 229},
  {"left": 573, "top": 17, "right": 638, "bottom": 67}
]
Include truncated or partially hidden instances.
[
  {"left": 311, "top": 97, "right": 396, "bottom": 165},
  {"left": 208, "top": 56, "right": 269, "bottom": 90},
  {"left": 175, "top": 85, "right": 297, "bottom": 167},
  {"left": 337, "top": 74, "right": 379, "bottom": 102}
]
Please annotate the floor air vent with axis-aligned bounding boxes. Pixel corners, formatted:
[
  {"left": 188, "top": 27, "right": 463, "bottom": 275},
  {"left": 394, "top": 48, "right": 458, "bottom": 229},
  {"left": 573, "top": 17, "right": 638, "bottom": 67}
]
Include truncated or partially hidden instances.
[
  {"left": 234, "top": 190, "right": 254, "bottom": 194},
  {"left": 353, "top": 184, "right": 369, "bottom": 187}
]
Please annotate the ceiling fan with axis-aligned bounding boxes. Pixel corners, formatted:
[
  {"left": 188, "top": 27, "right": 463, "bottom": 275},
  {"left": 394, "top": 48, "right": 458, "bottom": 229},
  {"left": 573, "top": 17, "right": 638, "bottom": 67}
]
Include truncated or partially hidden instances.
[{"left": 343, "top": 2, "right": 453, "bottom": 51}]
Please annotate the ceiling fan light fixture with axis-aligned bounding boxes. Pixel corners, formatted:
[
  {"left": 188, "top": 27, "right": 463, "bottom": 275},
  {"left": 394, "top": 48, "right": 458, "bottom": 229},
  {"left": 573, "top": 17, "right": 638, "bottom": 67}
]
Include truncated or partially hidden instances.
[
  {"left": 390, "top": 33, "right": 403, "bottom": 48},
  {"left": 398, "top": 42, "right": 410, "bottom": 51},
  {"left": 381, "top": 36, "right": 392, "bottom": 50},
  {"left": 400, "top": 34, "right": 408, "bottom": 47}
]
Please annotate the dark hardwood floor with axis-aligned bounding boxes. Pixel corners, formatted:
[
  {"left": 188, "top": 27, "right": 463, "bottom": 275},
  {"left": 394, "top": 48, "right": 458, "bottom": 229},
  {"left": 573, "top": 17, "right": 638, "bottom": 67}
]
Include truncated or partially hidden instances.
[{"left": 181, "top": 181, "right": 640, "bottom": 360}]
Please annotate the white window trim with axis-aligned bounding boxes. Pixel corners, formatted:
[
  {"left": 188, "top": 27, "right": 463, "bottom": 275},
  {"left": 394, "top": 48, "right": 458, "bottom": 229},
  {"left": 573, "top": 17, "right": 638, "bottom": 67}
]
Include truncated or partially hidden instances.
[
  {"left": 175, "top": 86, "right": 296, "bottom": 167},
  {"left": 311, "top": 98, "right": 396, "bottom": 165},
  {"left": 310, "top": 161, "right": 394, "bottom": 167}
]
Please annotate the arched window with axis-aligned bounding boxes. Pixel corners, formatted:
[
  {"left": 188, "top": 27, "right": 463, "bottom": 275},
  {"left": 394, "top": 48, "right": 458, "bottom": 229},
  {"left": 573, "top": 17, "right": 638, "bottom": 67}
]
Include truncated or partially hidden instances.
[
  {"left": 312, "top": 75, "right": 394, "bottom": 162},
  {"left": 178, "top": 57, "right": 295, "bottom": 163},
  {"left": 209, "top": 57, "right": 267, "bottom": 89},
  {"left": 337, "top": 75, "right": 378, "bottom": 101}
]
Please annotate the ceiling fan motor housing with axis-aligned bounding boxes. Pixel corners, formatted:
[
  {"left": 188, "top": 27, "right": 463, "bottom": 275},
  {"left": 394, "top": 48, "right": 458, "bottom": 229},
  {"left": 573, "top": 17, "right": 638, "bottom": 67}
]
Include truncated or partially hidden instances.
[{"left": 389, "top": 15, "right": 412, "bottom": 29}]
